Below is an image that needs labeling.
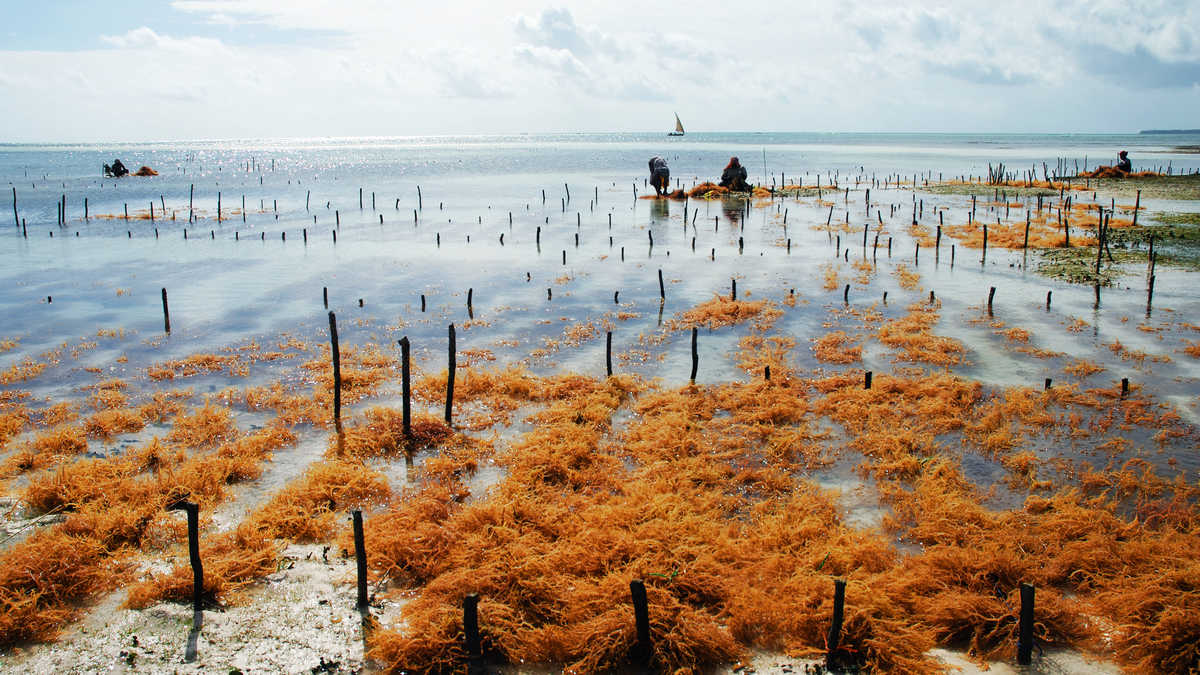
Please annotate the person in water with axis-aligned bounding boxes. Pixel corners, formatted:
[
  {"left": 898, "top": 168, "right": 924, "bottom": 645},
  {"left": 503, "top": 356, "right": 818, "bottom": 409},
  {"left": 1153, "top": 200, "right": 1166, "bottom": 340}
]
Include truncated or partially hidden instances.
[
  {"left": 1116, "top": 150, "right": 1132, "bottom": 173},
  {"left": 104, "top": 159, "right": 129, "bottom": 178},
  {"left": 719, "top": 156, "right": 750, "bottom": 191},
  {"left": 648, "top": 156, "right": 670, "bottom": 196}
]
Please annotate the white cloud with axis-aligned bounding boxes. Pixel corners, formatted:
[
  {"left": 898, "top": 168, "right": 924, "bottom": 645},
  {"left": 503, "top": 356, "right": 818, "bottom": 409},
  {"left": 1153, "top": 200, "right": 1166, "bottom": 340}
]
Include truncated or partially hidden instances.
[
  {"left": 100, "top": 26, "right": 229, "bottom": 55},
  {"left": 1, "top": 1, "right": 1199, "bottom": 140}
]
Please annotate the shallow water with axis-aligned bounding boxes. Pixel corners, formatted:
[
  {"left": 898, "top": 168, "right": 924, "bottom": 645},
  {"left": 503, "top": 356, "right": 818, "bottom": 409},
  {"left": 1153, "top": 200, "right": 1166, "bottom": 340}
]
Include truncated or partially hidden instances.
[{"left": 2, "top": 132, "right": 1199, "bottom": 501}]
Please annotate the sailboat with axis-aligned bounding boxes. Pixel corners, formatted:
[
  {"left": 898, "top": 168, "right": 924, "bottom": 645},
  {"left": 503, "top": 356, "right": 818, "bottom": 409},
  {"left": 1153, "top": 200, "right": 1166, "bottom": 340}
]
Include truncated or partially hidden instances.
[{"left": 668, "top": 112, "right": 685, "bottom": 136}]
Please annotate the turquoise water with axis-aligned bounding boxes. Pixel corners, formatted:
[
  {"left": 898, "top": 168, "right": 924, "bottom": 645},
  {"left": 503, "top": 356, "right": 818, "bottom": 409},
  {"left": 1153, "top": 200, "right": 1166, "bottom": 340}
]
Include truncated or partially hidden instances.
[{"left": 2, "top": 133, "right": 1198, "bottom": 480}]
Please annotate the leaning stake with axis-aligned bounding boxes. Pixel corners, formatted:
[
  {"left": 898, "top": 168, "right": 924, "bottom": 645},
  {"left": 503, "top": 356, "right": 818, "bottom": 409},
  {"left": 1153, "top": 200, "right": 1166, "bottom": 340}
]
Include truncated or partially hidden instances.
[
  {"left": 328, "top": 311, "right": 341, "bottom": 426},
  {"left": 161, "top": 288, "right": 171, "bottom": 333}
]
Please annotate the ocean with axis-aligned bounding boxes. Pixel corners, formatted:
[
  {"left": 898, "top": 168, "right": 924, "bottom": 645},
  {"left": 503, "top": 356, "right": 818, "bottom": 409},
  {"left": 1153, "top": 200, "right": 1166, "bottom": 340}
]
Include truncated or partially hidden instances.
[{"left": 2, "top": 131, "right": 1199, "bottom": 474}]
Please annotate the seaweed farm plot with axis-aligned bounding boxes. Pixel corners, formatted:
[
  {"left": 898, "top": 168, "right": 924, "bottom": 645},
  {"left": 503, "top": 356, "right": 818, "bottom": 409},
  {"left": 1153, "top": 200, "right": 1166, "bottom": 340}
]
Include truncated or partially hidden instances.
[{"left": 1, "top": 151, "right": 1199, "bottom": 674}]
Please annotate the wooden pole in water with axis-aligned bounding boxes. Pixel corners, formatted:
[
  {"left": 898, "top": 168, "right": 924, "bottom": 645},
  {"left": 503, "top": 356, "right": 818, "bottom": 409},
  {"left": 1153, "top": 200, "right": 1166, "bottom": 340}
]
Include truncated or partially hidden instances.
[
  {"left": 864, "top": 371, "right": 872, "bottom": 389},
  {"left": 690, "top": 327, "right": 699, "bottom": 384},
  {"left": 161, "top": 288, "right": 171, "bottom": 333},
  {"left": 11, "top": 187, "right": 17, "bottom": 226},
  {"left": 329, "top": 311, "right": 341, "bottom": 426},
  {"left": 606, "top": 331, "right": 613, "bottom": 376},
  {"left": 399, "top": 336, "right": 411, "bottom": 438},
  {"left": 1132, "top": 190, "right": 1140, "bottom": 226},
  {"left": 445, "top": 323, "right": 456, "bottom": 424},
  {"left": 353, "top": 510, "right": 368, "bottom": 611},
  {"left": 988, "top": 287, "right": 996, "bottom": 315},
  {"left": 658, "top": 269, "right": 665, "bottom": 301},
  {"left": 1017, "top": 583, "right": 1035, "bottom": 665}
]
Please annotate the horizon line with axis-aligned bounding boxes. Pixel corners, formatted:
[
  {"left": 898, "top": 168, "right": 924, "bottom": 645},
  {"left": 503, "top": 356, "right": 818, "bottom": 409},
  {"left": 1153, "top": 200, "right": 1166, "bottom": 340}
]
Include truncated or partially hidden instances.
[{"left": 0, "top": 129, "right": 1174, "bottom": 146}]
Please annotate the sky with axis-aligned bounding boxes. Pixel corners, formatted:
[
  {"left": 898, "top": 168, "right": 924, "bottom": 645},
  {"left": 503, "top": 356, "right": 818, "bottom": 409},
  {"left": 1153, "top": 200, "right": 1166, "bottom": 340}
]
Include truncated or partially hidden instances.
[{"left": 1, "top": 0, "right": 1198, "bottom": 141}]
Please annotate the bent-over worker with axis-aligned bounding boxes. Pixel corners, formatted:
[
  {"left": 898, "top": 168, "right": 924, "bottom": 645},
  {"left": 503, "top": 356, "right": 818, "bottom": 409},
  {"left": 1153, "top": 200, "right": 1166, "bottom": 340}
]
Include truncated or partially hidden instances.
[{"left": 649, "top": 156, "right": 670, "bottom": 196}]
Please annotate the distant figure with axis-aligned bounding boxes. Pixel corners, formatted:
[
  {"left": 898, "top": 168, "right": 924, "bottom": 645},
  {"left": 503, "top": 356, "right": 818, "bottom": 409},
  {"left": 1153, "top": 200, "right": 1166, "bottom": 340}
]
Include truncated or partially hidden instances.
[
  {"left": 104, "top": 159, "right": 129, "bottom": 178},
  {"left": 1116, "top": 150, "right": 1132, "bottom": 173},
  {"left": 648, "top": 156, "right": 670, "bottom": 196},
  {"left": 719, "top": 156, "right": 750, "bottom": 191}
]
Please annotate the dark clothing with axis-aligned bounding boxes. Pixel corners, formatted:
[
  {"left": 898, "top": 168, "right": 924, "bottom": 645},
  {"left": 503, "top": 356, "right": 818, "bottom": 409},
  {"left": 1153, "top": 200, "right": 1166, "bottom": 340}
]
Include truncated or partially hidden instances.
[
  {"left": 108, "top": 159, "right": 129, "bottom": 178},
  {"left": 720, "top": 164, "right": 749, "bottom": 191},
  {"left": 649, "top": 156, "right": 670, "bottom": 195},
  {"left": 1116, "top": 156, "right": 1132, "bottom": 172}
]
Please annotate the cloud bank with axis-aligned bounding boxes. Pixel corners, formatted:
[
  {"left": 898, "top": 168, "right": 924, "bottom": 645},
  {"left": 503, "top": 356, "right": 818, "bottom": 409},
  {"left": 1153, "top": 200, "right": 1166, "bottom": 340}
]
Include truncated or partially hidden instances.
[{"left": 0, "top": 1, "right": 1197, "bottom": 140}]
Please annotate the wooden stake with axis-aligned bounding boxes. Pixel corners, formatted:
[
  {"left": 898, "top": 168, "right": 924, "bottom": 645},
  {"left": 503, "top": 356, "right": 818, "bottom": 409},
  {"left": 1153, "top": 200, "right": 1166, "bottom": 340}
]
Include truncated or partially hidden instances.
[
  {"left": 161, "top": 288, "right": 171, "bottom": 333},
  {"left": 329, "top": 311, "right": 342, "bottom": 425},
  {"left": 689, "top": 327, "right": 698, "bottom": 384},
  {"left": 353, "top": 511, "right": 368, "bottom": 611},
  {"left": 166, "top": 501, "right": 205, "bottom": 615},
  {"left": 606, "top": 331, "right": 613, "bottom": 376},
  {"left": 463, "top": 593, "right": 482, "bottom": 664},
  {"left": 630, "top": 580, "right": 651, "bottom": 664},
  {"left": 399, "top": 336, "right": 411, "bottom": 438},
  {"left": 445, "top": 323, "right": 456, "bottom": 424},
  {"left": 1017, "top": 583, "right": 1035, "bottom": 665},
  {"left": 826, "top": 579, "right": 846, "bottom": 670}
]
